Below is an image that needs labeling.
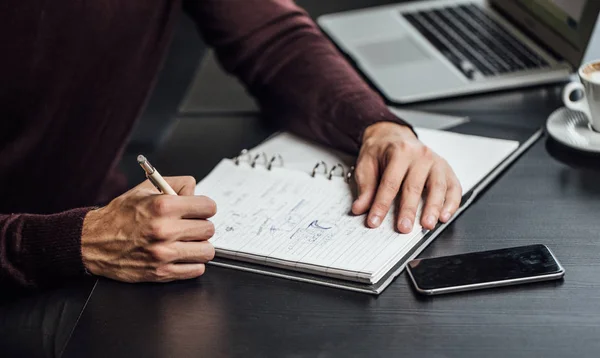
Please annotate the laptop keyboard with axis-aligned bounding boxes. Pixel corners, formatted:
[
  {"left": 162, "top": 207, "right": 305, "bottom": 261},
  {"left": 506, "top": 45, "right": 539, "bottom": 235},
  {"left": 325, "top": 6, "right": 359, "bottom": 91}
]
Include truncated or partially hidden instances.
[{"left": 403, "top": 4, "right": 549, "bottom": 80}]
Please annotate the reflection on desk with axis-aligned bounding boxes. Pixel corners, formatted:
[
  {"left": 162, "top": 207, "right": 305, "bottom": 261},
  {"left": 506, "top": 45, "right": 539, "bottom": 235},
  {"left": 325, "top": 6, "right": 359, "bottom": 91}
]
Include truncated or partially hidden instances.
[{"left": 0, "top": 279, "right": 95, "bottom": 358}]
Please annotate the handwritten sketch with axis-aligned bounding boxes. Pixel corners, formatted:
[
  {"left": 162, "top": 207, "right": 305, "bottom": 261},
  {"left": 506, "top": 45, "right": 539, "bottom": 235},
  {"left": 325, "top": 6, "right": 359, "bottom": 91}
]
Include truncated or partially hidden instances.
[{"left": 195, "top": 159, "right": 423, "bottom": 278}]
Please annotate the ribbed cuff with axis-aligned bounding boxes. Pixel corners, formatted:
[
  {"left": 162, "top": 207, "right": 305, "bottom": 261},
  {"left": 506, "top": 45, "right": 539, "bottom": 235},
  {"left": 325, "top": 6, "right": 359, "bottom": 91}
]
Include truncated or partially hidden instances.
[
  {"left": 330, "top": 96, "right": 417, "bottom": 153},
  {"left": 20, "top": 207, "right": 94, "bottom": 286}
]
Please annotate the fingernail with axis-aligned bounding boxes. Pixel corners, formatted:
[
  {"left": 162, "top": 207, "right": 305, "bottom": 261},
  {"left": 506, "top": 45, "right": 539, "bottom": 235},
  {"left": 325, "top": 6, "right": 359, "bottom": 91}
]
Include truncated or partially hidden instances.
[
  {"left": 400, "top": 218, "right": 412, "bottom": 232},
  {"left": 441, "top": 211, "right": 451, "bottom": 222},
  {"left": 369, "top": 215, "right": 381, "bottom": 227},
  {"left": 425, "top": 215, "right": 436, "bottom": 227}
]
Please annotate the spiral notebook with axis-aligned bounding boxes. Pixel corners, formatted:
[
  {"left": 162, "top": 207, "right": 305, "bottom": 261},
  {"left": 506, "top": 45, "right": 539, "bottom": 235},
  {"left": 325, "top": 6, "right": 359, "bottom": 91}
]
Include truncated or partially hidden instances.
[{"left": 194, "top": 128, "right": 540, "bottom": 294}]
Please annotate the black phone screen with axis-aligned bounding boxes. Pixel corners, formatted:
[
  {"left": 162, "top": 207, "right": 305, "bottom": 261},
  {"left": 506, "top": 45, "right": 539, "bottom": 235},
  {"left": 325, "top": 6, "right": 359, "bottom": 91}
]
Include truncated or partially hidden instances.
[{"left": 407, "top": 244, "right": 563, "bottom": 290}]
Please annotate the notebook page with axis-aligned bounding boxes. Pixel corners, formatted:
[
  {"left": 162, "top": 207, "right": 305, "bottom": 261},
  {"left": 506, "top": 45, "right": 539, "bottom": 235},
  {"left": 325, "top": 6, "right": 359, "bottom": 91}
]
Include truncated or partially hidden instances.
[
  {"left": 195, "top": 159, "right": 423, "bottom": 282},
  {"left": 414, "top": 128, "right": 520, "bottom": 193}
]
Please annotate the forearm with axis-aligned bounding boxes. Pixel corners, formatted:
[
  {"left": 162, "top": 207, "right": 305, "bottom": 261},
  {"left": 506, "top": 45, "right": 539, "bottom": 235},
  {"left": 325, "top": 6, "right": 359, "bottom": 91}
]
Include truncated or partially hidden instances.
[
  {"left": 0, "top": 208, "right": 92, "bottom": 289},
  {"left": 240, "top": 27, "right": 409, "bottom": 154},
  {"left": 184, "top": 0, "right": 411, "bottom": 154}
]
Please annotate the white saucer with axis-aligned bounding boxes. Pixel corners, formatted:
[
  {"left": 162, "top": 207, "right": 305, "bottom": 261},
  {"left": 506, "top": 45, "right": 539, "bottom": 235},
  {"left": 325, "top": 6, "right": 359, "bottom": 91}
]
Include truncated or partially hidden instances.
[{"left": 546, "top": 107, "right": 600, "bottom": 153}]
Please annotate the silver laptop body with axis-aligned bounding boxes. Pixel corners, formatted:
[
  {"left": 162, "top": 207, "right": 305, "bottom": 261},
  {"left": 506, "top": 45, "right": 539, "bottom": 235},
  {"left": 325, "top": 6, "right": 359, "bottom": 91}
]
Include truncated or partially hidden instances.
[{"left": 318, "top": 0, "right": 600, "bottom": 103}]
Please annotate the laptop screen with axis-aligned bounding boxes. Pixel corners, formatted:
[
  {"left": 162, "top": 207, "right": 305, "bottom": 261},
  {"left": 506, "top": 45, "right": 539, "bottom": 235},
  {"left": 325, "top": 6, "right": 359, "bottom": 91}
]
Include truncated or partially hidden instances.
[
  {"left": 492, "top": 0, "right": 600, "bottom": 66},
  {"left": 515, "top": 0, "right": 590, "bottom": 49}
]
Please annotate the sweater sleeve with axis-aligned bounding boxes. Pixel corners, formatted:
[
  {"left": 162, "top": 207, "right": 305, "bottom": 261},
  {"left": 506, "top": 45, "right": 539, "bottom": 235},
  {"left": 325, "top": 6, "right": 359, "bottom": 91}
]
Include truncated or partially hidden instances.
[
  {"left": 183, "top": 0, "right": 413, "bottom": 154},
  {"left": 0, "top": 208, "right": 92, "bottom": 289}
]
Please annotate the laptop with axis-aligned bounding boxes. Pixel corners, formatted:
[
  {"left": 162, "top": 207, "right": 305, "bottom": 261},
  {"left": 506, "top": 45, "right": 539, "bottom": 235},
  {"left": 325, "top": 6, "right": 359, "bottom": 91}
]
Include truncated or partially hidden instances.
[{"left": 317, "top": 0, "right": 600, "bottom": 103}]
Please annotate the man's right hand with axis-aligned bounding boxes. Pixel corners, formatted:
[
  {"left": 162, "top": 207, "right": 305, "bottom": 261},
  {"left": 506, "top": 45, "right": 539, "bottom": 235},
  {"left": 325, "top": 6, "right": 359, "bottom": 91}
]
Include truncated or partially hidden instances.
[{"left": 81, "top": 176, "right": 216, "bottom": 283}]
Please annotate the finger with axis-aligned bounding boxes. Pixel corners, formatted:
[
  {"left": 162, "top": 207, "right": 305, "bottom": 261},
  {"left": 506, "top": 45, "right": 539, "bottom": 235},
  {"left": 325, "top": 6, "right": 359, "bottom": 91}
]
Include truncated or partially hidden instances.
[
  {"left": 397, "top": 161, "right": 431, "bottom": 233},
  {"left": 351, "top": 154, "right": 379, "bottom": 215},
  {"left": 147, "top": 195, "right": 217, "bottom": 219},
  {"left": 175, "top": 219, "right": 215, "bottom": 241},
  {"left": 420, "top": 165, "right": 447, "bottom": 230},
  {"left": 440, "top": 176, "right": 462, "bottom": 222},
  {"left": 368, "top": 151, "right": 409, "bottom": 228},
  {"left": 155, "top": 264, "right": 206, "bottom": 282},
  {"left": 147, "top": 219, "right": 215, "bottom": 242},
  {"left": 169, "top": 241, "right": 216, "bottom": 263},
  {"left": 164, "top": 176, "right": 197, "bottom": 196},
  {"left": 137, "top": 176, "right": 197, "bottom": 196},
  {"left": 147, "top": 241, "right": 214, "bottom": 267}
]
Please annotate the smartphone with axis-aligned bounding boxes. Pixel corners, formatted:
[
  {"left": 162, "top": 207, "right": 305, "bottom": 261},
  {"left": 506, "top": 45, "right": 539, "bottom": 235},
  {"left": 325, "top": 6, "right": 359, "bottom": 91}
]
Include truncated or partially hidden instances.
[{"left": 406, "top": 244, "right": 565, "bottom": 295}]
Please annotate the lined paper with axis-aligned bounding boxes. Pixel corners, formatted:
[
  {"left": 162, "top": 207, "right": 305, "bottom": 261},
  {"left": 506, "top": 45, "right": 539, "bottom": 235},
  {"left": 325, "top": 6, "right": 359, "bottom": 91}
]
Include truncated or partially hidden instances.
[{"left": 195, "top": 159, "right": 423, "bottom": 282}]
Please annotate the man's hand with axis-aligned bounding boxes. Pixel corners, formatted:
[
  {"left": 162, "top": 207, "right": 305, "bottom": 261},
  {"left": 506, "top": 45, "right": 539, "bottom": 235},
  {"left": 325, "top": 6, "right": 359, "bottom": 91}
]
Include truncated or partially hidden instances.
[
  {"left": 352, "top": 122, "right": 462, "bottom": 233},
  {"left": 81, "top": 176, "right": 216, "bottom": 283}
]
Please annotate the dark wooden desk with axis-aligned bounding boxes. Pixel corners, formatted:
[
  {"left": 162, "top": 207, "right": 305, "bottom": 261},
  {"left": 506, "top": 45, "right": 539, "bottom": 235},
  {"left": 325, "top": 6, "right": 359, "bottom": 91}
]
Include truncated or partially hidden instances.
[
  {"left": 8, "top": 0, "right": 600, "bottom": 357},
  {"left": 63, "top": 0, "right": 600, "bottom": 356},
  {"left": 62, "top": 0, "right": 600, "bottom": 352},
  {"left": 63, "top": 110, "right": 600, "bottom": 358}
]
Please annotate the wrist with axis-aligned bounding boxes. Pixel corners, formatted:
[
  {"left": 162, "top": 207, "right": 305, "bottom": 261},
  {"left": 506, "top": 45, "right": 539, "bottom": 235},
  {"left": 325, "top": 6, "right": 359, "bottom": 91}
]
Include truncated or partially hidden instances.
[
  {"left": 81, "top": 207, "right": 105, "bottom": 276},
  {"left": 363, "top": 122, "right": 417, "bottom": 142}
]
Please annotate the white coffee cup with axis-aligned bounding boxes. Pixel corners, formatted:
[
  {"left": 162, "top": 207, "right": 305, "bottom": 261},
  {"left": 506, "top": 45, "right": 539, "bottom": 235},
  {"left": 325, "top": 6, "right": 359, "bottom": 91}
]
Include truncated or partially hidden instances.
[{"left": 563, "top": 60, "right": 600, "bottom": 132}]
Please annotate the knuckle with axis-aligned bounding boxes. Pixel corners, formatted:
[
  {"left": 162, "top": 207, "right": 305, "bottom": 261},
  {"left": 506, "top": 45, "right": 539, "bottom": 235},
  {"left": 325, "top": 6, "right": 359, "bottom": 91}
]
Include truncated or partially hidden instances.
[
  {"left": 362, "top": 137, "right": 378, "bottom": 149},
  {"left": 421, "top": 145, "right": 434, "bottom": 159},
  {"left": 147, "top": 221, "right": 168, "bottom": 239},
  {"left": 353, "top": 169, "right": 366, "bottom": 185},
  {"left": 426, "top": 204, "right": 442, "bottom": 215},
  {"left": 401, "top": 206, "right": 417, "bottom": 219},
  {"left": 371, "top": 202, "right": 390, "bottom": 215},
  {"left": 111, "top": 195, "right": 126, "bottom": 208},
  {"left": 354, "top": 170, "right": 375, "bottom": 190},
  {"left": 395, "top": 140, "right": 418, "bottom": 154},
  {"left": 150, "top": 196, "right": 172, "bottom": 216},
  {"left": 404, "top": 182, "right": 423, "bottom": 196},
  {"left": 447, "top": 198, "right": 461, "bottom": 210},
  {"left": 381, "top": 178, "right": 400, "bottom": 192},
  {"left": 358, "top": 182, "right": 373, "bottom": 194},
  {"left": 147, "top": 245, "right": 172, "bottom": 263},
  {"left": 429, "top": 178, "right": 447, "bottom": 191},
  {"left": 387, "top": 141, "right": 406, "bottom": 155},
  {"left": 152, "top": 266, "right": 171, "bottom": 281},
  {"left": 446, "top": 185, "right": 462, "bottom": 201},
  {"left": 387, "top": 141, "right": 402, "bottom": 151},
  {"left": 450, "top": 179, "right": 463, "bottom": 193},
  {"left": 184, "top": 176, "right": 196, "bottom": 187}
]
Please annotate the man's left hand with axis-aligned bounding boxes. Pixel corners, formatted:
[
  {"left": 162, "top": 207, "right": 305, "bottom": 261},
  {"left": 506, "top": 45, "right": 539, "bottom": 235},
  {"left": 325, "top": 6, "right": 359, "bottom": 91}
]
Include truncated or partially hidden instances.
[{"left": 351, "top": 122, "right": 462, "bottom": 233}]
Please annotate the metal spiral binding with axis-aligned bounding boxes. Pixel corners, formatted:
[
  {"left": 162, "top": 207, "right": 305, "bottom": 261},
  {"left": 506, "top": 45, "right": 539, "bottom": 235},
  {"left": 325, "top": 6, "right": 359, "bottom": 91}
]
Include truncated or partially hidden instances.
[
  {"left": 251, "top": 152, "right": 269, "bottom": 168},
  {"left": 311, "top": 161, "right": 328, "bottom": 177},
  {"left": 234, "top": 149, "right": 251, "bottom": 165},
  {"left": 235, "top": 150, "right": 284, "bottom": 170},
  {"left": 236, "top": 152, "right": 353, "bottom": 183},
  {"left": 267, "top": 154, "right": 284, "bottom": 170},
  {"left": 327, "top": 163, "right": 346, "bottom": 180}
]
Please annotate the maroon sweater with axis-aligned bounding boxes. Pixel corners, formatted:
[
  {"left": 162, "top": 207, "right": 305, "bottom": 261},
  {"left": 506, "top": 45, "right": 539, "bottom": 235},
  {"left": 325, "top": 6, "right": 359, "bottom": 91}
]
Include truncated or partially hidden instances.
[{"left": 0, "top": 0, "right": 408, "bottom": 289}]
